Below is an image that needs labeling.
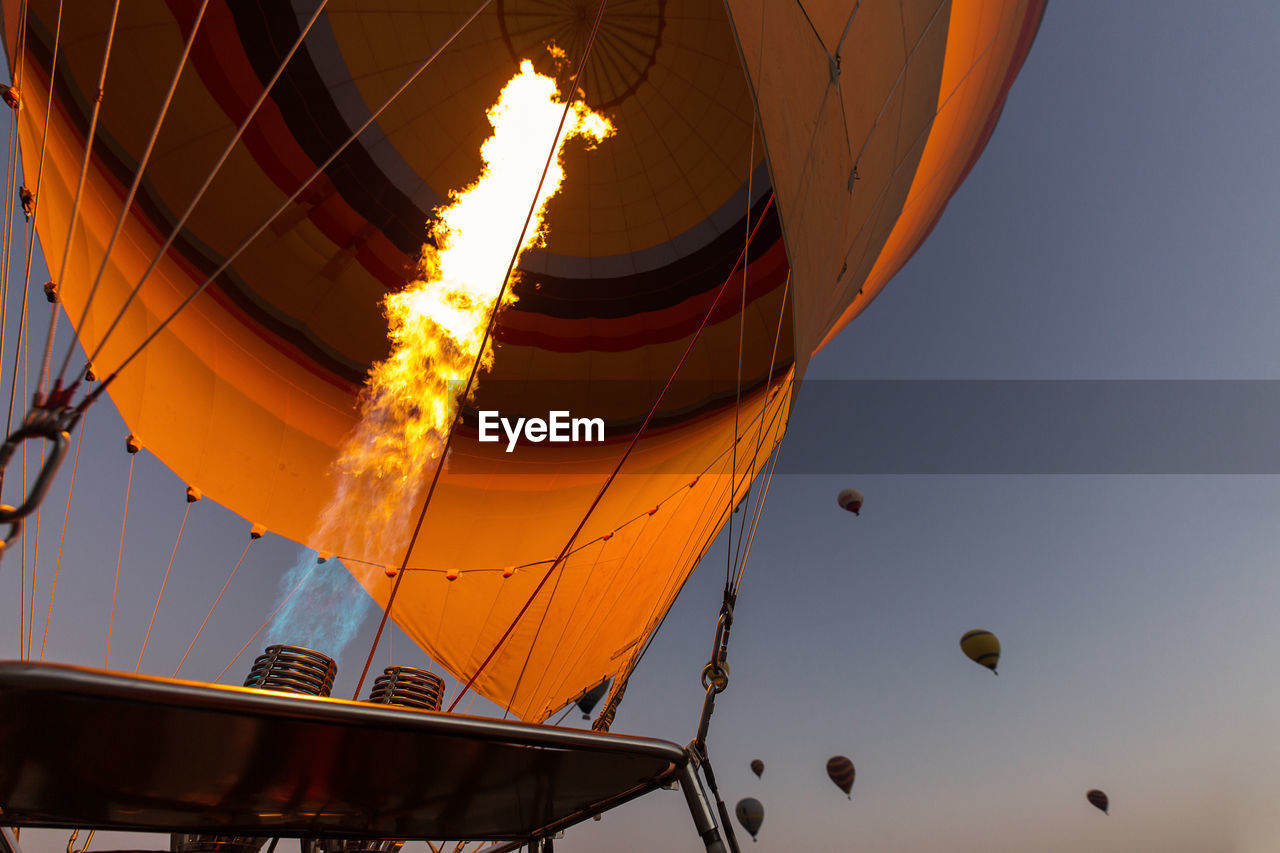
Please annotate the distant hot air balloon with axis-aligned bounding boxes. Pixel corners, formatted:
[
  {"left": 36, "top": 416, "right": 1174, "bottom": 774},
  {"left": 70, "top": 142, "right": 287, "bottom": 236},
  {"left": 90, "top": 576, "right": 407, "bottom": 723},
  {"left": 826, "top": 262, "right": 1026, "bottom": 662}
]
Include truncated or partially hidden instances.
[
  {"left": 735, "top": 797, "right": 764, "bottom": 842},
  {"left": 575, "top": 678, "right": 610, "bottom": 720},
  {"left": 836, "top": 488, "right": 864, "bottom": 515},
  {"left": 960, "top": 629, "right": 1001, "bottom": 674},
  {"left": 750, "top": 759, "right": 765, "bottom": 779},
  {"left": 826, "top": 756, "right": 855, "bottom": 798},
  {"left": 1086, "top": 789, "right": 1109, "bottom": 815}
]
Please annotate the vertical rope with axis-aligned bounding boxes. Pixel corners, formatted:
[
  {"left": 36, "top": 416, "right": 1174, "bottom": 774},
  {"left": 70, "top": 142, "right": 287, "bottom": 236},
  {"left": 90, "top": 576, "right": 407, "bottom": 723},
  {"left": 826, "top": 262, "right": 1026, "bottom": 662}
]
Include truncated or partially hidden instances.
[
  {"left": 40, "top": 408, "right": 88, "bottom": 660},
  {"left": 2, "top": 0, "right": 62, "bottom": 495},
  {"left": 105, "top": 449, "right": 136, "bottom": 668},
  {"left": 26, "top": 415, "right": 45, "bottom": 659},
  {"left": 726, "top": 103, "right": 759, "bottom": 589},
  {"left": 136, "top": 499, "right": 192, "bottom": 672},
  {"left": 0, "top": 107, "right": 16, "bottom": 371},
  {"left": 17, "top": 308, "right": 27, "bottom": 656},
  {"left": 731, "top": 275, "right": 792, "bottom": 581}
]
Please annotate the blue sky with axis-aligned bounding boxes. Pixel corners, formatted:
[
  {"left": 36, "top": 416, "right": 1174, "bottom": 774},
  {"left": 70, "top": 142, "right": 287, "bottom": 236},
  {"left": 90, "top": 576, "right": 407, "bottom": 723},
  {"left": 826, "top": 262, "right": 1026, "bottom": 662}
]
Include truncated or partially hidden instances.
[{"left": 6, "top": 2, "right": 1280, "bottom": 852}]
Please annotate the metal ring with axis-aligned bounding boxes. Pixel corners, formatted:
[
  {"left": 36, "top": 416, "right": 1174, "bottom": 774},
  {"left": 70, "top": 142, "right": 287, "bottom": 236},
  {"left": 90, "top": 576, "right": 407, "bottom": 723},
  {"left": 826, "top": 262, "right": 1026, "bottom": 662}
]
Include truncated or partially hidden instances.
[
  {"left": 0, "top": 409, "right": 72, "bottom": 524},
  {"left": 0, "top": 517, "right": 21, "bottom": 553},
  {"left": 700, "top": 662, "right": 730, "bottom": 694}
]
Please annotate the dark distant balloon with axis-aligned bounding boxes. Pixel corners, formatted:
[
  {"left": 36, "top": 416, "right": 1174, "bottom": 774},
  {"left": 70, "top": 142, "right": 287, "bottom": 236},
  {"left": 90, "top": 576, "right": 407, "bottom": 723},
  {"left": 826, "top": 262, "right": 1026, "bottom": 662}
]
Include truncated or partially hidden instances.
[
  {"left": 575, "top": 677, "right": 610, "bottom": 720},
  {"left": 826, "top": 755, "right": 855, "bottom": 798},
  {"left": 735, "top": 797, "right": 764, "bottom": 841},
  {"left": 1086, "top": 789, "right": 1109, "bottom": 814},
  {"left": 750, "top": 759, "right": 765, "bottom": 779},
  {"left": 837, "top": 488, "right": 864, "bottom": 515},
  {"left": 960, "top": 629, "right": 1001, "bottom": 674}
]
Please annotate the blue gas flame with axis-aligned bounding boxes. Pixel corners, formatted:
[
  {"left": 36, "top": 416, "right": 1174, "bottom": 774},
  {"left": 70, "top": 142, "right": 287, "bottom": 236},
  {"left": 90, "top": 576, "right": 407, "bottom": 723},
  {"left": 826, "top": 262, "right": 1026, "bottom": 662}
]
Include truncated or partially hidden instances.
[{"left": 263, "top": 548, "right": 375, "bottom": 663}]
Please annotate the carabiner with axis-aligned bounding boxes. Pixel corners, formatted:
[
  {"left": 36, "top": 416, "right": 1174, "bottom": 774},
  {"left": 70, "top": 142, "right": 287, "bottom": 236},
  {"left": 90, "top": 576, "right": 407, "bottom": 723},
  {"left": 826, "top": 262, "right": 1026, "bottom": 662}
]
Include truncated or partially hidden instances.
[{"left": 0, "top": 403, "right": 74, "bottom": 525}]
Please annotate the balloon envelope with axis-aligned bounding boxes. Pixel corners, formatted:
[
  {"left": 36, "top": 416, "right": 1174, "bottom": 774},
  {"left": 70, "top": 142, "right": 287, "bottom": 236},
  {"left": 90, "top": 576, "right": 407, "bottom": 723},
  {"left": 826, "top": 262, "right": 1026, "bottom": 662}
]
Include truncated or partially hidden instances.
[
  {"left": 735, "top": 797, "right": 764, "bottom": 839},
  {"left": 826, "top": 755, "right": 855, "bottom": 797},
  {"left": 837, "top": 487, "right": 864, "bottom": 515},
  {"left": 1087, "top": 789, "right": 1110, "bottom": 814},
  {"left": 750, "top": 759, "right": 764, "bottom": 779},
  {"left": 960, "top": 629, "right": 1001, "bottom": 673},
  {"left": 9, "top": 0, "right": 1046, "bottom": 720}
]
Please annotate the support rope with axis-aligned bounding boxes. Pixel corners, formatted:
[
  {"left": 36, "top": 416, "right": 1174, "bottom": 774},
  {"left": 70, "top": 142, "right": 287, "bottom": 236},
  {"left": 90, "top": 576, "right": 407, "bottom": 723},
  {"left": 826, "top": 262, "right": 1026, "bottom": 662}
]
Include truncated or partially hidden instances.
[
  {"left": 81, "top": 0, "right": 493, "bottom": 404},
  {"left": 40, "top": 407, "right": 87, "bottom": 660},
  {"left": 726, "top": 106, "right": 759, "bottom": 589},
  {"left": 79, "top": 0, "right": 332, "bottom": 376},
  {"left": 173, "top": 534, "right": 254, "bottom": 677},
  {"left": 0, "top": 107, "right": 16, "bottom": 377},
  {"left": 135, "top": 499, "right": 192, "bottom": 671},
  {"left": 39, "top": 0, "right": 121, "bottom": 394},
  {"left": 447, "top": 192, "right": 776, "bottom": 713},
  {"left": 730, "top": 275, "right": 792, "bottom": 583},
  {"left": 105, "top": 449, "right": 136, "bottom": 668},
  {"left": 0, "top": 0, "right": 62, "bottom": 498},
  {"left": 55, "top": 0, "right": 213, "bottom": 386}
]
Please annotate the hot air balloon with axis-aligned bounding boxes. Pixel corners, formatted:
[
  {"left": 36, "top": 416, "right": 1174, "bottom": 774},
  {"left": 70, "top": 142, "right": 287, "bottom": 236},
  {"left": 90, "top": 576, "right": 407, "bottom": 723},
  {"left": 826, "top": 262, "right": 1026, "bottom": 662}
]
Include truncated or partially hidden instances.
[
  {"left": 2, "top": 0, "right": 1044, "bottom": 723},
  {"left": 827, "top": 756, "right": 855, "bottom": 798},
  {"left": 0, "top": 0, "right": 1045, "bottom": 849},
  {"left": 837, "top": 488, "right": 864, "bottom": 515},
  {"left": 750, "top": 759, "right": 765, "bottom": 779},
  {"left": 735, "top": 797, "right": 764, "bottom": 842},
  {"left": 1087, "top": 789, "right": 1110, "bottom": 814},
  {"left": 960, "top": 629, "right": 1001, "bottom": 674}
]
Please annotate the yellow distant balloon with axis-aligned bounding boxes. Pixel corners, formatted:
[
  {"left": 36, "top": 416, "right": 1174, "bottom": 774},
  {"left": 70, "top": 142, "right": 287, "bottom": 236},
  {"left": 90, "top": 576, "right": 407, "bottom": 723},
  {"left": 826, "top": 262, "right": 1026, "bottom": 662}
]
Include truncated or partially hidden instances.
[{"left": 960, "top": 630, "right": 1000, "bottom": 674}]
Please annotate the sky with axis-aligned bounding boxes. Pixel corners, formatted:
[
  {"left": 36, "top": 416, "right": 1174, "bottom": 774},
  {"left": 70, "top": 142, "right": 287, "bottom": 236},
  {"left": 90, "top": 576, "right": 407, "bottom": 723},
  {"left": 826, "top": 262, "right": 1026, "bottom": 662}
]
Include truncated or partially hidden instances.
[{"left": 5, "top": 2, "right": 1280, "bottom": 852}]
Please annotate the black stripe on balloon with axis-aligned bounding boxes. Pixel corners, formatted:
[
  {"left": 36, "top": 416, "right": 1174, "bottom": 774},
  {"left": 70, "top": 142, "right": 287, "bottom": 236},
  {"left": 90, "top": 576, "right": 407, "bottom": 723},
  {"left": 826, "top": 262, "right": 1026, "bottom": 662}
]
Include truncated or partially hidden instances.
[{"left": 229, "top": 1, "right": 429, "bottom": 255}]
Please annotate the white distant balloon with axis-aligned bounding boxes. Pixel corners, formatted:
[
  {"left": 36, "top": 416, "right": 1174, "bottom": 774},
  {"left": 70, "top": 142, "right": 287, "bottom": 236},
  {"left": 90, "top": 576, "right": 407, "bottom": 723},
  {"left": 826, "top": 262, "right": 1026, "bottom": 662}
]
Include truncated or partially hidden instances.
[{"left": 836, "top": 488, "right": 863, "bottom": 515}]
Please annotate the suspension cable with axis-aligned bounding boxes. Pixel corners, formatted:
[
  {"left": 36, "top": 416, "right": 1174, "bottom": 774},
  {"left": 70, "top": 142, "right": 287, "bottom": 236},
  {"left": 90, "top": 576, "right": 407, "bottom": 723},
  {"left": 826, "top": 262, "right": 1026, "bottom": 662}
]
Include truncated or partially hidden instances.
[
  {"left": 104, "top": 442, "right": 137, "bottom": 668},
  {"left": 26, "top": 409, "right": 45, "bottom": 659},
  {"left": 732, "top": 380, "right": 791, "bottom": 595},
  {"left": 349, "top": 0, "right": 605, "bottom": 701},
  {"left": 40, "top": 407, "right": 87, "bottom": 660},
  {"left": 17, "top": 313, "right": 27, "bottom": 653},
  {"left": 77, "top": 0, "right": 331, "bottom": 377},
  {"left": 81, "top": 0, "right": 492, "bottom": 403},
  {"left": 173, "top": 531, "right": 256, "bottom": 677},
  {"left": 0, "top": 107, "right": 16, "bottom": 380},
  {"left": 596, "top": 294, "right": 793, "bottom": 722},
  {"left": 135, "top": 496, "right": 194, "bottom": 672},
  {"left": 38, "top": 0, "right": 121, "bottom": 394},
  {"left": 447, "top": 191, "right": 777, "bottom": 713},
  {"left": 55, "top": 0, "right": 212, "bottom": 386},
  {"left": 726, "top": 107, "right": 759, "bottom": 589},
  {"left": 732, "top": 415, "right": 786, "bottom": 595},
  {"left": 731, "top": 275, "right": 792, "bottom": 582},
  {"left": 1, "top": 0, "right": 62, "bottom": 500}
]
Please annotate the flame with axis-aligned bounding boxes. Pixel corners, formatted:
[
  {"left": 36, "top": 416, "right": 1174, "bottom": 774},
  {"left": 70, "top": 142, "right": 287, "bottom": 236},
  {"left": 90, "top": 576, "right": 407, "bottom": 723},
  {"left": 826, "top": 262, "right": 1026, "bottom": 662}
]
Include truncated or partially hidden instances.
[{"left": 315, "top": 60, "right": 613, "bottom": 567}]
